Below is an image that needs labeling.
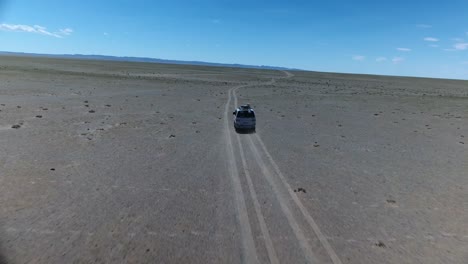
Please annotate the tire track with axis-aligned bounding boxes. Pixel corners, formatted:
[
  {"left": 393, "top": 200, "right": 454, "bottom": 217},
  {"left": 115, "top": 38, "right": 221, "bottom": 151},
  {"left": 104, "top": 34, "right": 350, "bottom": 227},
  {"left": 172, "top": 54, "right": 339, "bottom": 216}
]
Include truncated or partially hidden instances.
[
  {"left": 235, "top": 132, "right": 280, "bottom": 264},
  {"left": 232, "top": 70, "right": 343, "bottom": 264},
  {"left": 232, "top": 72, "right": 318, "bottom": 263},
  {"left": 253, "top": 134, "right": 343, "bottom": 264},
  {"left": 280, "top": 70, "right": 294, "bottom": 78},
  {"left": 233, "top": 89, "right": 280, "bottom": 264},
  {"left": 223, "top": 84, "right": 259, "bottom": 264},
  {"left": 246, "top": 135, "right": 319, "bottom": 263},
  {"left": 223, "top": 75, "right": 283, "bottom": 263}
]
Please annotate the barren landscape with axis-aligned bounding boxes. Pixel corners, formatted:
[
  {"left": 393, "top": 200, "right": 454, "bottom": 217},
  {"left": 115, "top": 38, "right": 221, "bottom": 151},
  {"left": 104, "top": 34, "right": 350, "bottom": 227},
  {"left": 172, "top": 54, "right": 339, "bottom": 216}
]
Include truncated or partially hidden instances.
[{"left": 0, "top": 55, "right": 467, "bottom": 263}]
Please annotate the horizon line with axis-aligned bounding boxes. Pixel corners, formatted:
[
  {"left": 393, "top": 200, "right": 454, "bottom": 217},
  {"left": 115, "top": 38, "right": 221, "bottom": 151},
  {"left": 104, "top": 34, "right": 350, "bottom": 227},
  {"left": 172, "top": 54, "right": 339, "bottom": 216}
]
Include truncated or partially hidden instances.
[{"left": 0, "top": 50, "right": 467, "bottom": 81}]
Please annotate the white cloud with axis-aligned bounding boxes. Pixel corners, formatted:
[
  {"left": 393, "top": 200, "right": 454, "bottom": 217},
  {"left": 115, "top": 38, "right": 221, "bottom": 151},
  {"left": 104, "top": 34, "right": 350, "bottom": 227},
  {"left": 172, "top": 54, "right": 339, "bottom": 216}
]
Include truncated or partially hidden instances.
[
  {"left": 352, "top": 55, "right": 365, "bottom": 61},
  {"left": 424, "top": 37, "right": 439, "bottom": 42},
  {"left": 454, "top": 43, "right": 468, "bottom": 50},
  {"left": 0, "top": 23, "right": 72, "bottom": 38},
  {"left": 397, "top": 48, "right": 411, "bottom": 52},
  {"left": 443, "top": 48, "right": 457, "bottom": 51},
  {"left": 429, "top": 44, "right": 439, "bottom": 48},
  {"left": 452, "top": 38, "right": 464, "bottom": 42},
  {"left": 392, "top": 57, "right": 404, "bottom": 64},
  {"left": 59, "top": 28, "right": 73, "bottom": 35},
  {"left": 416, "top": 24, "right": 432, "bottom": 28},
  {"left": 376, "top": 57, "right": 387, "bottom": 62}
]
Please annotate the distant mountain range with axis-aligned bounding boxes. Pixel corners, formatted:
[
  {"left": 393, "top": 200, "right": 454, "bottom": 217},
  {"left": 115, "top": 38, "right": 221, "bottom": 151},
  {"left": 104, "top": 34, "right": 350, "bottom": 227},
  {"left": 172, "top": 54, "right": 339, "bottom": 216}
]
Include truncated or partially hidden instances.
[{"left": 0, "top": 51, "right": 299, "bottom": 71}]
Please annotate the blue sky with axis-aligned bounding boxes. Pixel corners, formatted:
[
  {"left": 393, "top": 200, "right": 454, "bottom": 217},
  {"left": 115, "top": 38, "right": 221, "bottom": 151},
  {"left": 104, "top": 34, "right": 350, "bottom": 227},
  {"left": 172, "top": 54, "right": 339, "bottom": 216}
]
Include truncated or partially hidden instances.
[{"left": 1, "top": 0, "right": 468, "bottom": 79}]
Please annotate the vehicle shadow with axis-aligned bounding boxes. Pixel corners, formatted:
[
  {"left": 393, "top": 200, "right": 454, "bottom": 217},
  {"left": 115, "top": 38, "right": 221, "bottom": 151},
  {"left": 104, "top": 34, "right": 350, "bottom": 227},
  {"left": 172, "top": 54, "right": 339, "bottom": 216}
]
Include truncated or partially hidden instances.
[
  {"left": 0, "top": 226, "right": 10, "bottom": 264},
  {"left": 0, "top": 253, "right": 7, "bottom": 264},
  {"left": 0, "top": 242, "right": 8, "bottom": 264}
]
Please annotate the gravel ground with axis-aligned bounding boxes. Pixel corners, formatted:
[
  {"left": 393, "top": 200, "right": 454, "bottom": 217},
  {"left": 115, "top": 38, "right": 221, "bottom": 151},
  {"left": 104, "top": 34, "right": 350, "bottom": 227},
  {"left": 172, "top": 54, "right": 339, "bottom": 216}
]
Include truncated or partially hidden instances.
[{"left": 0, "top": 56, "right": 467, "bottom": 263}]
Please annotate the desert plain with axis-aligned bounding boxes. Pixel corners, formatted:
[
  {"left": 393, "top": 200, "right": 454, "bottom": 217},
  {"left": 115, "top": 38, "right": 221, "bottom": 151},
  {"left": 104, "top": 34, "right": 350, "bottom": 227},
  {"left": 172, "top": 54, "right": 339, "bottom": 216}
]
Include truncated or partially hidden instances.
[{"left": 0, "top": 55, "right": 467, "bottom": 263}]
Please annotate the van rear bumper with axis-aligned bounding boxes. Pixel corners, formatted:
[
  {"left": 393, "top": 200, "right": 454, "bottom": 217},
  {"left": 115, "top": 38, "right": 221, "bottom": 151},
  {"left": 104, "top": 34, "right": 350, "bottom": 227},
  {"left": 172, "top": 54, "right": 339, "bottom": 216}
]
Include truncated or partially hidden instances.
[{"left": 234, "top": 123, "right": 256, "bottom": 129}]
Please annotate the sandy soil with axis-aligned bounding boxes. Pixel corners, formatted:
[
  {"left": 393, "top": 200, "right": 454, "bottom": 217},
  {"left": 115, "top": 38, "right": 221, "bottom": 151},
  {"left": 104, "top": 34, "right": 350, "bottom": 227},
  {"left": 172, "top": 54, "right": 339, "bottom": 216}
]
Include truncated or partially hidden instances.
[{"left": 0, "top": 56, "right": 467, "bottom": 263}]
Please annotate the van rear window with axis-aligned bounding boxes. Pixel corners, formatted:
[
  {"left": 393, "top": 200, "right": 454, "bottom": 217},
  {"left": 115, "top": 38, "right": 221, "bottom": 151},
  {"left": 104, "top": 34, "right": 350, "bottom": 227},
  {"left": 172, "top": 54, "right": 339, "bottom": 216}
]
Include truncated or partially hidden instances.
[{"left": 237, "top": 111, "right": 255, "bottom": 118}]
